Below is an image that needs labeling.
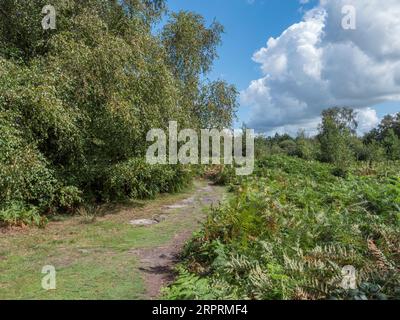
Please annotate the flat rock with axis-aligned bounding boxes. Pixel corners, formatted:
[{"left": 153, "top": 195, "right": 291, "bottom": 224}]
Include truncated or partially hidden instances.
[
  {"left": 181, "top": 197, "right": 195, "bottom": 205},
  {"left": 202, "top": 197, "right": 215, "bottom": 204},
  {"left": 154, "top": 215, "right": 167, "bottom": 223},
  {"left": 129, "top": 219, "right": 158, "bottom": 226},
  {"left": 199, "top": 186, "right": 213, "bottom": 192},
  {"left": 163, "top": 204, "right": 187, "bottom": 210}
]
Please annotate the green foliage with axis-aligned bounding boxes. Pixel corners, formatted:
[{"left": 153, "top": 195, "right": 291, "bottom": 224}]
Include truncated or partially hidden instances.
[
  {"left": 279, "top": 139, "right": 297, "bottom": 156},
  {"left": 205, "top": 165, "right": 235, "bottom": 186},
  {"left": 318, "top": 107, "right": 357, "bottom": 176},
  {"left": 0, "top": 0, "right": 167, "bottom": 60},
  {"left": 161, "top": 11, "right": 228, "bottom": 129},
  {"left": 363, "top": 141, "right": 386, "bottom": 164},
  {"left": 0, "top": 111, "right": 58, "bottom": 209},
  {"left": 162, "top": 11, "right": 223, "bottom": 84},
  {"left": 168, "top": 156, "right": 400, "bottom": 300},
  {"left": 0, "top": 1, "right": 237, "bottom": 225},
  {"left": 162, "top": 266, "right": 232, "bottom": 300},
  {"left": 295, "top": 132, "right": 319, "bottom": 160},
  {"left": 104, "top": 158, "right": 192, "bottom": 201},
  {"left": 197, "top": 80, "right": 238, "bottom": 129},
  {"left": 55, "top": 186, "right": 83, "bottom": 211},
  {"left": 365, "top": 113, "right": 400, "bottom": 143},
  {"left": 0, "top": 202, "right": 45, "bottom": 227},
  {"left": 383, "top": 129, "right": 400, "bottom": 161}
]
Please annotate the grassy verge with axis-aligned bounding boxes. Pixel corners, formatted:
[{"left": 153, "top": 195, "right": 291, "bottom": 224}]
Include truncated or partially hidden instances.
[{"left": 0, "top": 180, "right": 225, "bottom": 300}]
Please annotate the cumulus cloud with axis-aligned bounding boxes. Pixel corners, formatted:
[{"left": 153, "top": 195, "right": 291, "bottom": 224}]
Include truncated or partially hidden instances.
[
  {"left": 242, "top": 0, "right": 400, "bottom": 135},
  {"left": 356, "top": 108, "right": 380, "bottom": 134}
]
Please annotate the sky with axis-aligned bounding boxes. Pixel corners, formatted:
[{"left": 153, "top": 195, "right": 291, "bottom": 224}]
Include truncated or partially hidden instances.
[{"left": 164, "top": 0, "right": 400, "bottom": 136}]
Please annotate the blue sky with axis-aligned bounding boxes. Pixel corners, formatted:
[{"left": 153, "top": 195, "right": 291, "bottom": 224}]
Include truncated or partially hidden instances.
[
  {"left": 164, "top": 0, "right": 400, "bottom": 134},
  {"left": 166, "top": 0, "right": 316, "bottom": 127}
]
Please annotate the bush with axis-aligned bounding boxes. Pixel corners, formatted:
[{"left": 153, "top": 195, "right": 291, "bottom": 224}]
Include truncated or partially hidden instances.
[
  {"left": 103, "top": 158, "right": 192, "bottom": 201},
  {"left": 55, "top": 186, "right": 83, "bottom": 212},
  {"left": 0, "top": 113, "right": 58, "bottom": 209},
  {"left": 296, "top": 138, "right": 318, "bottom": 160},
  {"left": 204, "top": 165, "right": 235, "bottom": 186},
  {"left": 0, "top": 202, "right": 45, "bottom": 227},
  {"left": 279, "top": 140, "right": 297, "bottom": 156}
]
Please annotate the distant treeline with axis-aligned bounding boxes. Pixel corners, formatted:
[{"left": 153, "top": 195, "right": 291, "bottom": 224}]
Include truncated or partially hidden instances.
[{"left": 255, "top": 108, "right": 400, "bottom": 176}]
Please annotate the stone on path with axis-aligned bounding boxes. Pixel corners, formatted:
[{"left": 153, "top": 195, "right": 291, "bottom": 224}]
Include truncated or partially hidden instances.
[
  {"left": 163, "top": 196, "right": 196, "bottom": 210},
  {"left": 181, "top": 197, "right": 195, "bottom": 205},
  {"left": 163, "top": 204, "right": 187, "bottom": 210},
  {"left": 129, "top": 219, "right": 158, "bottom": 226},
  {"left": 198, "top": 185, "right": 213, "bottom": 193}
]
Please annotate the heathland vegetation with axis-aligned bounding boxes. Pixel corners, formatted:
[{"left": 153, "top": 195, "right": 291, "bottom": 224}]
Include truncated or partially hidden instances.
[
  {"left": 164, "top": 109, "right": 400, "bottom": 300},
  {"left": 1, "top": 0, "right": 399, "bottom": 301}
]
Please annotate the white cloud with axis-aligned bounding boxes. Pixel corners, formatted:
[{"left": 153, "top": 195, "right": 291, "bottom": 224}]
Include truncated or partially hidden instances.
[
  {"left": 356, "top": 108, "right": 379, "bottom": 134},
  {"left": 242, "top": 0, "right": 400, "bottom": 135}
]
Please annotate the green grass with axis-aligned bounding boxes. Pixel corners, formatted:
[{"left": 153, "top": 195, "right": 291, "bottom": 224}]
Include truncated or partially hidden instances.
[
  {"left": 1, "top": 250, "right": 143, "bottom": 300},
  {"left": 0, "top": 180, "right": 226, "bottom": 300}
]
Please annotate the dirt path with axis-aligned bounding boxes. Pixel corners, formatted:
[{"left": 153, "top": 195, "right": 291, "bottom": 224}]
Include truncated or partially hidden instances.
[
  {"left": 130, "top": 182, "right": 224, "bottom": 299},
  {"left": 0, "top": 180, "right": 226, "bottom": 300}
]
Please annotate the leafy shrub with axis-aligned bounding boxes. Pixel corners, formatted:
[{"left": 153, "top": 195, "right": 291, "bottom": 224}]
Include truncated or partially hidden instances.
[
  {"left": 55, "top": 186, "right": 83, "bottom": 212},
  {"left": 279, "top": 139, "right": 297, "bottom": 156},
  {"left": 0, "top": 112, "right": 58, "bottom": 209},
  {"left": 0, "top": 202, "right": 45, "bottom": 227},
  {"left": 103, "top": 158, "right": 192, "bottom": 201}
]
